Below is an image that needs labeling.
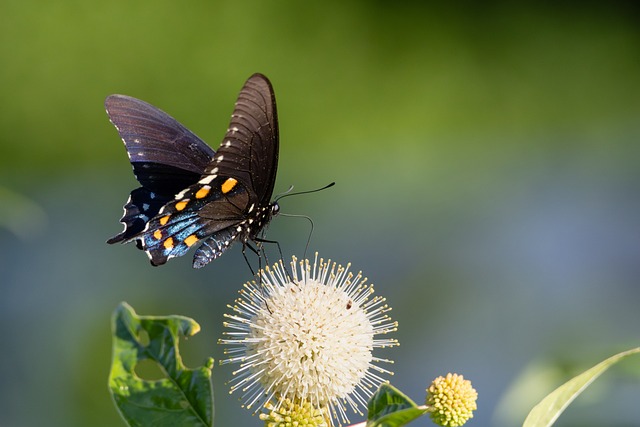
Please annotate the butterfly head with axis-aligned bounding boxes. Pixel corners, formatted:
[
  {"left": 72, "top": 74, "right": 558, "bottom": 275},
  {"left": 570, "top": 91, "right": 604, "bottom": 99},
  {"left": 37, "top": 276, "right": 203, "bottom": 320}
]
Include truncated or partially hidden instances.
[{"left": 271, "top": 202, "right": 280, "bottom": 217}]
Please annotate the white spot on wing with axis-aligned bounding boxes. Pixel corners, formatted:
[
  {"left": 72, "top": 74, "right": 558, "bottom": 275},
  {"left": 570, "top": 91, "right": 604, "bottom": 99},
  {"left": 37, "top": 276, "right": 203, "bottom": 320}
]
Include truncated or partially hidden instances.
[
  {"left": 199, "top": 174, "right": 217, "bottom": 185},
  {"left": 175, "top": 188, "right": 189, "bottom": 200}
]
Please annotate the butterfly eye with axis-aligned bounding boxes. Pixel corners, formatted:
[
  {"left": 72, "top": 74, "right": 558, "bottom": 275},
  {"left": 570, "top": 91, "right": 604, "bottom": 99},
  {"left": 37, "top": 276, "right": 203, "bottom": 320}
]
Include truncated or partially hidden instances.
[{"left": 271, "top": 203, "right": 280, "bottom": 215}]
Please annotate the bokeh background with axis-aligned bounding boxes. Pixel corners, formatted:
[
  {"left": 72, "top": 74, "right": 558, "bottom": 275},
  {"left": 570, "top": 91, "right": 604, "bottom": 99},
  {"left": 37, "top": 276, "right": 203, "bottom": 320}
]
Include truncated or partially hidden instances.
[{"left": 1, "top": 1, "right": 640, "bottom": 426}]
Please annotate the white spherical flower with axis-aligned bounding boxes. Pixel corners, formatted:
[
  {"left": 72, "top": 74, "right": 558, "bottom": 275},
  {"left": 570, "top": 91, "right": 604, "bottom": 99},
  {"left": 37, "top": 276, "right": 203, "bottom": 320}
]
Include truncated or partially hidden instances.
[{"left": 220, "top": 254, "right": 398, "bottom": 425}]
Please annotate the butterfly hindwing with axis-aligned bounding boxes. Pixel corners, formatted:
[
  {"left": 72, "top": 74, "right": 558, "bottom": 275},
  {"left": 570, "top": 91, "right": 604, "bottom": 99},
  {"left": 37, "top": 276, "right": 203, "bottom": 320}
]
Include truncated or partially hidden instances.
[
  {"left": 106, "top": 73, "right": 280, "bottom": 268},
  {"left": 106, "top": 187, "right": 172, "bottom": 244},
  {"left": 136, "top": 175, "right": 250, "bottom": 266}
]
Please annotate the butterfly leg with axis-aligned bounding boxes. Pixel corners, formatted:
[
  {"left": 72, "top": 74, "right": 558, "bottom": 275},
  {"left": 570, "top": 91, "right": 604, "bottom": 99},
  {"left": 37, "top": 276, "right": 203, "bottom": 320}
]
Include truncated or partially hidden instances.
[
  {"left": 241, "top": 243, "right": 259, "bottom": 276},
  {"left": 254, "top": 237, "right": 291, "bottom": 282}
]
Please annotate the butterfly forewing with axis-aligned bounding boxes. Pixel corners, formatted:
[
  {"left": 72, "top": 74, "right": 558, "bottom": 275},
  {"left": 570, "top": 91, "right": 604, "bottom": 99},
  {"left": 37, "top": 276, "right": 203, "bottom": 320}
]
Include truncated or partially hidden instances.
[
  {"left": 207, "top": 74, "right": 279, "bottom": 206},
  {"left": 105, "top": 95, "right": 215, "bottom": 177}
]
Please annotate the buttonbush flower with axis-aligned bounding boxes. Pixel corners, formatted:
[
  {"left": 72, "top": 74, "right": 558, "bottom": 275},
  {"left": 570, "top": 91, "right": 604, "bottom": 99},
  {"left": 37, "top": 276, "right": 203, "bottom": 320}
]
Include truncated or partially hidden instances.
[
  {"left": 259, "top": 397, "right": 328, "bottom": 427},
  {"left": 220, "top": 254, "right": 398, "bottom": 425},
  {"left": 426, "top": 373, "right": 477, "bottom": 427}
]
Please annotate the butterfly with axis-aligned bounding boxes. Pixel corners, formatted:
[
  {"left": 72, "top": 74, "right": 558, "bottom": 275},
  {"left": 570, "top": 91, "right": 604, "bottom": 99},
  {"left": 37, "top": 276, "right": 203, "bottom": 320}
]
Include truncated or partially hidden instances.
[{"left": 105, "top": 73, "right": 280, "bottom": 268}]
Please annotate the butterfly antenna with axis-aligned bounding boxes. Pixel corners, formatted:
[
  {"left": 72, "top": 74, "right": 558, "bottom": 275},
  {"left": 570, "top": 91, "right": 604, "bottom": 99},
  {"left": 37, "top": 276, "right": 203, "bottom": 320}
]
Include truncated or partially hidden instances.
[{"left": 274, "top": 182, "right": 335, "bottom": 203}]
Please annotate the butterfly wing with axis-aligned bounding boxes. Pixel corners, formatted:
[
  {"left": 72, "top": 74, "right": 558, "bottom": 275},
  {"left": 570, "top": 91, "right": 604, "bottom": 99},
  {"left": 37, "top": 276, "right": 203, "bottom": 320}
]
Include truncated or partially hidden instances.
[
  {"left": 105, "top": 95, "right": 215, "bottom": 243},
  {"left": 135, "top": 175, "right": 251, "bottom": 266},
  {"left": 201, "top": 73, "right": 279, "bottom": 208},
  {"left": 105, "top": 95, "right": 215, "bottom": 179}
]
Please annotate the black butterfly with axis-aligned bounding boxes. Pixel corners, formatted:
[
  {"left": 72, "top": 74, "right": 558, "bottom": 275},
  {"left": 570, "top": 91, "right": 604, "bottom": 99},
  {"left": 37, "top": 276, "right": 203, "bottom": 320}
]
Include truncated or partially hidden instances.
[{"left": 106, "top": 73, "right": 280, "bottom": 268}]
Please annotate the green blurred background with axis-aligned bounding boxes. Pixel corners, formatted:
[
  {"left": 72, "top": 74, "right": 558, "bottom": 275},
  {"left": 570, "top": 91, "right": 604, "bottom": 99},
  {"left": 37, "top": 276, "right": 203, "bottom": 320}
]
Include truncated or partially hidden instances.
[{"left": 2, "top": 1, "right": 640, "bottom": 426}]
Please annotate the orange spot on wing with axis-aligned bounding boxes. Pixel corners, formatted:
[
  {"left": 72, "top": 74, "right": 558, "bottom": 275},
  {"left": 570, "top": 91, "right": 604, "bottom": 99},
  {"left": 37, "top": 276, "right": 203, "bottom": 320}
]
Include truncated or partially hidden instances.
[
  {"left": 159, "top": 215, "right": 170, "bottom": 225},
  {"left": 175, "top": 200, "right": 189, "bottom": 211},
  {"left": 221, "top": 178, "right": 238, "bottom": 194},
  {"left": 184, "top": 234, "right": 198, "bottom": 247},
  {"left": 163, "top": 237, "right": 174, "bottom": 250},
  {"left": 195, "top": 186, "right": 210, "bottom": 199},
  {"left": 153, "top": 230, "right": 162, "bottom": 240}
]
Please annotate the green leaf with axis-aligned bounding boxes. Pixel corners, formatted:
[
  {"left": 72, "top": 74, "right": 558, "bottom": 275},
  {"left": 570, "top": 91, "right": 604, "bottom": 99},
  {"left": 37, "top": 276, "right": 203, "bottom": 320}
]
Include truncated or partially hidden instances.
[
  {"left": 367, "top": 382, "right": 430, "bottom": 427},
  {"left": 108, "top": 302, "right": 214, "bottom": 427},
  {"left": 523, "top": 347, "right": 640, "bottom": 427}
]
